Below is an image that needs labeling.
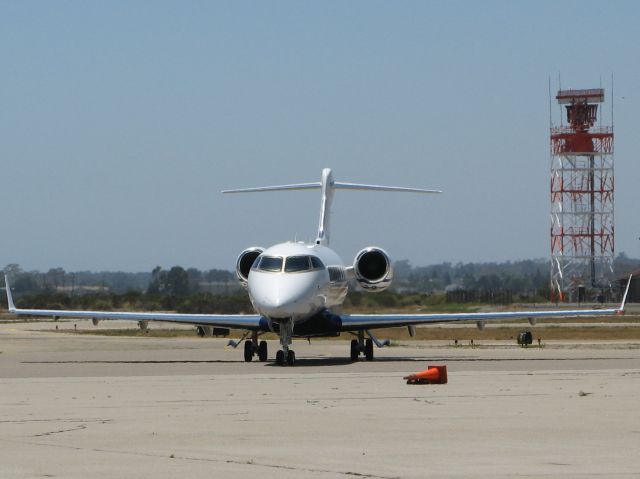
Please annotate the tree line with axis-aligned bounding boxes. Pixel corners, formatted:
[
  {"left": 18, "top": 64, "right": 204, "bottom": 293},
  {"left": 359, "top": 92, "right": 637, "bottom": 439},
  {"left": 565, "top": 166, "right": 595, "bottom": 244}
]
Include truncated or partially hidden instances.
[{"left": 2, "top": 264, "right": 237, "bottom": 296}]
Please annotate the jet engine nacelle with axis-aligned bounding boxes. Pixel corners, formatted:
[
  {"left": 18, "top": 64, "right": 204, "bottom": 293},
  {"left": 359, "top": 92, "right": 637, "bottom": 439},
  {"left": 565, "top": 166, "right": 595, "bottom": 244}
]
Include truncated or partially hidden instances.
[
  {"left": 353, "top": 247, "right": 393, "bottom": 292},
  {"left": 236, "top": 247, "right": 264, "bottom": 288}
]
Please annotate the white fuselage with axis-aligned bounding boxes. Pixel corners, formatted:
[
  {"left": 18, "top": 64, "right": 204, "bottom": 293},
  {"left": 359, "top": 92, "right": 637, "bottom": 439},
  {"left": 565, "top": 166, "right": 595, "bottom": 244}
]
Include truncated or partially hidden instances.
[{"left": 247, "top": 242, "right": 348, "bottom": 323}]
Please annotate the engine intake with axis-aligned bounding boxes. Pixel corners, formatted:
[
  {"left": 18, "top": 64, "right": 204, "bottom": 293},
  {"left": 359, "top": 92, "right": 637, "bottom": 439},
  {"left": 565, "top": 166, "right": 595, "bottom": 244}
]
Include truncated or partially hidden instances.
[
  {"left": 236, "top": 247, "right": 264, "bottom": 287},
  {"left": 353, "top": 247, "right": 393, "bottom": 292}
]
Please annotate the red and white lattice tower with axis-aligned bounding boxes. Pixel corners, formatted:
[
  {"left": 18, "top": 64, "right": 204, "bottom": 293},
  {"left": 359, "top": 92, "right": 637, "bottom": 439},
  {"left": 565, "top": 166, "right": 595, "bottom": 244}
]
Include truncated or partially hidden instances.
[{"left": 550, "top": 88, "right": 614, "bottom": 301}]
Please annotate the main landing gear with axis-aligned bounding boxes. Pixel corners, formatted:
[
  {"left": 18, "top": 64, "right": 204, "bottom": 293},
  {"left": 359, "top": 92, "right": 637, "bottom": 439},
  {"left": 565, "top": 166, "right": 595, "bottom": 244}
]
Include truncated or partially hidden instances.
[
  {"left": 350, "top": 331, "right": 374, "bottom": 361},
  {"left": 243, "top": 331, "right": 268, "bottom": 362}
]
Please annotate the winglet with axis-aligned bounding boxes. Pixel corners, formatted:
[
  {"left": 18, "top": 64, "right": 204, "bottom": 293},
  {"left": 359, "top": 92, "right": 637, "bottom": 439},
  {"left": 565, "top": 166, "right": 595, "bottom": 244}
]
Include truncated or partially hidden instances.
[
  {"left": 618, "top": 274, "right": 632, "bottom": 314},
  {"left": 4, "top": 274, "right": 16, "bottom": 312}
]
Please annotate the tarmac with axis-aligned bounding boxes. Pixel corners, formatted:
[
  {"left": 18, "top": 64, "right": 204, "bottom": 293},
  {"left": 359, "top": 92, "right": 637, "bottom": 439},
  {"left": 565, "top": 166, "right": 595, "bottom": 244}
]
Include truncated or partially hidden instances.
[{"left": 1, "top": 319, "right": 640, "bottom": 478}]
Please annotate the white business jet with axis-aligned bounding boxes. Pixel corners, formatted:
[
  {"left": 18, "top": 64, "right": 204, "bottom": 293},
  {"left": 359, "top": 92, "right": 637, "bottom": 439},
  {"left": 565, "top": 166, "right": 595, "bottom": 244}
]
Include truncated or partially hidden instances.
[{"left": 4, "top": 168, "right": 630, "bottom": 365}]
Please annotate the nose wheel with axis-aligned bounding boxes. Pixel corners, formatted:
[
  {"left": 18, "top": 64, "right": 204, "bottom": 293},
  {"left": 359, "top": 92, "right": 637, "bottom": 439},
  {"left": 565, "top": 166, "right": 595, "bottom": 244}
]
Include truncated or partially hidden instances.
[{"left": 275, "top": 349, "right": 295, "bottom": 366}]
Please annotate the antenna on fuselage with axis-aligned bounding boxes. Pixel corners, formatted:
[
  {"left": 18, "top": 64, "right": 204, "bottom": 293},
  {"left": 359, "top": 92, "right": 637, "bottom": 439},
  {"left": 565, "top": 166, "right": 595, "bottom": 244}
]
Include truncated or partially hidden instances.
[{"left": 222, "top": 168, "right": 442, "bottom": 246}]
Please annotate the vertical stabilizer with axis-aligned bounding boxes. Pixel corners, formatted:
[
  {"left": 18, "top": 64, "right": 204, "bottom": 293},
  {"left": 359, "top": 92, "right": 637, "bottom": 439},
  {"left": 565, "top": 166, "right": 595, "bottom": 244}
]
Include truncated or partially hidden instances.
[{"left": 316, "top": 168, "right": 334, "bottom": 245}]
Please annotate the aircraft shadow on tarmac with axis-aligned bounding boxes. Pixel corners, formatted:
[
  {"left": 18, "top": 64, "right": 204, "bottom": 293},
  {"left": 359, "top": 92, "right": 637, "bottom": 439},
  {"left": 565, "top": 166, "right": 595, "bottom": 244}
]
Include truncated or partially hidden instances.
[
  {"left": 20, "top": 356, "right": 630, "bottom": 366},
  {"left": 263, "top": 356, "right": 626, "bottom": 367},
  {"left": 21, "top": 357, "right": 432, "bottom": 366},
  {"left": 265, "top": 357, "right": 436, "bottom": 367},
  {"left": 263, "top": 355, "right": 635, "bottom": 366}
]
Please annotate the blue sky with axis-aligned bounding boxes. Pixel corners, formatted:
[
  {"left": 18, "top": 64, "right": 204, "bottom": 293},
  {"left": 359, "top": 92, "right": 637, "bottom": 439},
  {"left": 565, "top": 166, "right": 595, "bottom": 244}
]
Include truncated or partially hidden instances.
[{"left": 1, "top": 1, "right": 639, "bottom": 272}]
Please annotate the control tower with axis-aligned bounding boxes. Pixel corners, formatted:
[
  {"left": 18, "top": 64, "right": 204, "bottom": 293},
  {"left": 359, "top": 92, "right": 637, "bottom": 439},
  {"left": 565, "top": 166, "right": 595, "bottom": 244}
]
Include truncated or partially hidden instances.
[{"left": 550, "top": 88, "right": 614, "bottom": 301}]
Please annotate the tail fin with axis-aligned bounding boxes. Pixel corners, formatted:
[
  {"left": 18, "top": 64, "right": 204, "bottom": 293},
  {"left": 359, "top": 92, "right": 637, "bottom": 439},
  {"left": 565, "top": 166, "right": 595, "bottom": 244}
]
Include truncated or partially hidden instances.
[{"left": 223, "top": 168, "right": 441, "bottom": 246}]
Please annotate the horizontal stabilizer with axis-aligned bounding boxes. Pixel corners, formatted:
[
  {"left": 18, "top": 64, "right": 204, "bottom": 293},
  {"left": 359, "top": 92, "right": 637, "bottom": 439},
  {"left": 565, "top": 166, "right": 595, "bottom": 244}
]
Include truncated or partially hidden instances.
[
  {"left": 334, "top": 182, "right": 441, "bottom": 194},
  {"left": 222, "top": 183, "right": 321, "bottom": 194},
  {"left": 222, "top": 182, "right": 441, "bottom": 195},
  {"left": 222, "top": 168, "right": 442, "bottom": 245}
]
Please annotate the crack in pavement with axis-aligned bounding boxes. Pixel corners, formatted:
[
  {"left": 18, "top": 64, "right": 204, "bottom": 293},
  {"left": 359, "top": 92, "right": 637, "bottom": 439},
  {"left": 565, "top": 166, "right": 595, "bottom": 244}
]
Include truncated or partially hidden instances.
[
  {"left": 32, "top": 424, "right": 87, "bottom": 437},
  {"left": 0, "top": 418, "right": 112, "bottom": 424}
]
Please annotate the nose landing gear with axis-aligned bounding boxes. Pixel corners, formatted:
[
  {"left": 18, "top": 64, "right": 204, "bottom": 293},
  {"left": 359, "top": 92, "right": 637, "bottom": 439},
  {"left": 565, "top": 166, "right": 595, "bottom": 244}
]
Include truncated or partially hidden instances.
[
  {"left": 275, "top": 319, "right": 296, "bottom": 366},
  {"left": 275, "top": 349, "right": 296, "bottom": 366}
]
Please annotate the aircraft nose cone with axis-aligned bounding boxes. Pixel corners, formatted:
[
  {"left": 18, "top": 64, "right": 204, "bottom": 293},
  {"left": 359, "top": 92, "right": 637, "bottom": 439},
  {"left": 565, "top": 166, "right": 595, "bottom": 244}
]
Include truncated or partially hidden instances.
[
  {"left": 259, "top": 294, "right": 299, "bottom": 317},
  {"left": 249, "top": 273, "right": 319, "bottom": 317}
]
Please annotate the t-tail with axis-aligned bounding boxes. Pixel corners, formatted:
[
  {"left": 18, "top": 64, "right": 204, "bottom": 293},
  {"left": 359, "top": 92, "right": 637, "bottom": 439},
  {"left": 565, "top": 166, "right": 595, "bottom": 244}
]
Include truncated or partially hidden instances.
[{"left": 222, "top": 168, "right": 442, "bottom": 245}]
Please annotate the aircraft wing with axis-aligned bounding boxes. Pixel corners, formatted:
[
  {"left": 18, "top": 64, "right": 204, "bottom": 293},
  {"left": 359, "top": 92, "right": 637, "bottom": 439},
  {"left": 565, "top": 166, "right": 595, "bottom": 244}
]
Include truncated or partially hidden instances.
[
  {"left": 341, "top": 275, "right": 632, "bottom": 330},
  {"left": 3, "top": 275, "right": 261, "bottom": 330},
  {"left": 341, "top": 306, "right": 622, "bottom": 330}
]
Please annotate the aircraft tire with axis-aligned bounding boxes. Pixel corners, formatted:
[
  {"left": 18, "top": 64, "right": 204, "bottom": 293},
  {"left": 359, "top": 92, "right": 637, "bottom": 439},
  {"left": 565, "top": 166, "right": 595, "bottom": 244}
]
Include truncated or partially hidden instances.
[
  {"left": 258, "top": 341, "right": 268, "bottom": 361},
  {"left": 244, "top": 340, "right": 253, "bottom": 362},
  {"left": 275, "top": 350, "right": 285, "bottom": 365},
  {"left": 286, "top": 350, "right": 296, "bottom": 366},
  {"left": 350, "top": 339, "right": 359, "bottom": 361},
  {"left": 364, "top": 338, "right": 374, "bottom": 361}
]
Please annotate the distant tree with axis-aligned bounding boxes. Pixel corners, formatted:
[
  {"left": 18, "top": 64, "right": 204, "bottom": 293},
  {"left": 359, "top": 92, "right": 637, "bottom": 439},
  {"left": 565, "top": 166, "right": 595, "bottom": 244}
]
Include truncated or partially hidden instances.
[
  {"left": 3, "top": 263, "right": 22, "bottom": 277},
  {"left": 476, "top": 274, "right": 501, "bottom": 290},
  {"left": 204, "top": 269, "right": 234, "bottom": 282},
  {"left": 393, "top": 260, "right": 411, "bottom": 280},
  {"left": 147, "top": 266, "right": 166, "bottom": 294},
  {"left": 462, "top": 273, "right": 476, "bottom": 290},
  {"left": 45, "top": 268, "right": 66, "bottom": 288},
  {"left": 13, "top": 275, "right": 42, "bottom": 294},
  {"left": 166, "top": 266, "right": 190, "bottom": 296},
  {"left": 186, "top": 268, "right": 202, "bottom": 293}
]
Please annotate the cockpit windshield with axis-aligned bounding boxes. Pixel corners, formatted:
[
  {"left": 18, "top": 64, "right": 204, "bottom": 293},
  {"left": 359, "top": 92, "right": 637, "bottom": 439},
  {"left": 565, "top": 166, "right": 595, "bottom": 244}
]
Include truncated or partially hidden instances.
[
  {"left": 255, "top": 254, "right": 325, "bottom": 273},
  {"left": 257, "top": 256, "right": 283, "bottom": 272},
  {"left": 285, "top": 256, "right": 311, "bottom": 272},
  {"left": 284, "top": 255, "right": 325, "bottom": 273},
  {"left": 310, "top": 256, "right": 324, "bottom": 269}
]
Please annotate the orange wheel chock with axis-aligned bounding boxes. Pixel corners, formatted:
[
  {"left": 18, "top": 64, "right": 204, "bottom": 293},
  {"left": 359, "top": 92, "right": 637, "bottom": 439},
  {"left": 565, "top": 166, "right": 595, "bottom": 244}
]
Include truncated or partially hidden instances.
[{"left": 404, "top": 365, "right": 448, "bottom": 385}]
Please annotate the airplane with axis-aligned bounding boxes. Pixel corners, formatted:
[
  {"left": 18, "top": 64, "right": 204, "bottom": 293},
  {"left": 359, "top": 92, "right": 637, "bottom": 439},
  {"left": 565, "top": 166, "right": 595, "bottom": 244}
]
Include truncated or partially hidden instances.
[{"left": 3, "top": 168, "right": 631, "bottom": 366}]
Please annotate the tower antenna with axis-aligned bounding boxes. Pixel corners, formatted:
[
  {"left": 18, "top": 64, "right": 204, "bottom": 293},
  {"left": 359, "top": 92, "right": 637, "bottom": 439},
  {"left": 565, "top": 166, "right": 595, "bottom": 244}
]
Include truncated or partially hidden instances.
[{"left": 550, "top": 87, "right": 615, "bottom": 301}]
